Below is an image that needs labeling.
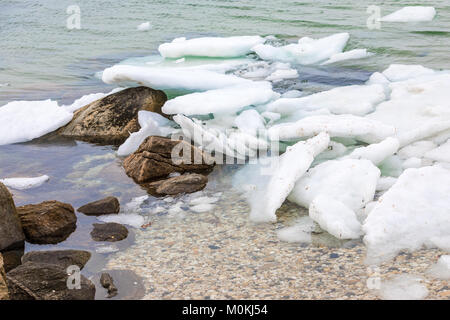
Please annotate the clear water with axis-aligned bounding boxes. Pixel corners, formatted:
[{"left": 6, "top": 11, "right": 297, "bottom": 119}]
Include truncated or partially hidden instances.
[{"left": 1, "top": 0, "right": 449, "bottom": 105}]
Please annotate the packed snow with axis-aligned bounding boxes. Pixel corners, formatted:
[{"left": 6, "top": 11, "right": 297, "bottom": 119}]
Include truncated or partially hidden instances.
[
  {"left": 380, "top": 6, "right": 436, "bottom": 23},
  {"left": 158, "top": 36, "right": 264, "bottom": 58},
  {"left": 0, "top": 175, "right": 50, "bottom": 190}
]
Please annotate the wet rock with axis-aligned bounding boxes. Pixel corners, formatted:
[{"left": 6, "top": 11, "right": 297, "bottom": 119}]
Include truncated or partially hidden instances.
[
  {"left": 77, "top": 196, "right": 120, "bottom": 216},
  {"left": 6, "top": 262, "right": 95, "bottom": 300},
  {"left": 123, "top": 136, "right": 214, "bottom": 188},
  {"left": 93, "top": 269, "right": 145, "bottom": 300},
  {"left": 0, "top": 253, "right": 9, "bottom": 300},
  {"left": 22, "top": 250, "right": 91, "bottom": 270},
  {"left": 146, "top": 173, "right": 208, "bottom": 196},
  {"left": 1, "top": 249, "right": 24, "bottom": 273},
  {"left": 100, "top": 272, "right": 118, "bottom": 298},
  {"left": 16, "top": 201, "right": 77, "bottom": 244},
  {"left": 57, "top": 87, "right": 167, "bottom": 145},
  {"left": 0, "top": 182, "right": 25, "bottom": 252},
  {"left": 91, "top": 223, "right": 128, "bottom": 242}
]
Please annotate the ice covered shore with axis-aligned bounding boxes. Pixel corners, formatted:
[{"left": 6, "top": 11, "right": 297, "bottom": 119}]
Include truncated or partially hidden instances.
[{"left": 1, "top": 33, "right": 449, "bottom": 266}]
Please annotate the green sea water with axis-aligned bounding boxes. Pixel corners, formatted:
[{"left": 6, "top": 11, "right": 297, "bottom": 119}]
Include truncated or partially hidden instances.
[{"left": 1, "top": 0, "right": 449, "bottom": 105}]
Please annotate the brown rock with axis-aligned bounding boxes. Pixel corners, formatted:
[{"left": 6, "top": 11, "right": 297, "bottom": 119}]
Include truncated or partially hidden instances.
[
  {"left": 0, "top": 182, "right": 25, "bottom": 252},
  {"left": 90, "top": 223, "right": 128, "bottom": 242},
  {"left": 16, "top": 201, "right": 77, "bottom": 244},
  {"left": 6, "top": 262, "right": 95, "bottom": 300},
  {"left": 22, "top": 250, "right": 91, "bottom": 270},
  {"left": 145, "top": 173, "right": 208, "bottom": 196},
  {"left": 100, "top": 272, "right": 118, "bottom": 298},
  {"left": 0, "top": 253, "right": 9, "bottom": 300},
  {"left": 77, "top": 196, "right": 120, "bottom": 216},
  {"left": 123, "top": 136, "right": 214, "bottom": 186},
  {"left": 1, "top": 249, "right": 24, "bottom": 273},
  {"left": 57, "top": 86, "right": 167, "bottom": 145}
]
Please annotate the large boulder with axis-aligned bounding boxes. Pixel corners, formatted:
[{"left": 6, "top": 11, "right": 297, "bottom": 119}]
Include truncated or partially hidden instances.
[
  {"left": 6, "top": 262, "right": 95, "bottom": 300},
  {"left": 0, "top": 253, "right": 9, "bottom": 300},
  {"left": 77, "top": 196, "right": 120, "bottom": 216},
  {"left": 16, "top": 201, "right": 77, "bottom": 244},
  {"left": 22, "top": 250, "right": 91, "bottom": 270},
  {"left": 0, "top": 183, "right": 25, "bottom": 252},
  {"left": 123, "top": 136, "right": 214, "bottom": 190},
  {"left": 146, "top": 173, "right": 208, "bottom": 196},
  {"left": 57, "top": 86, "right": 167, "bottom": 145},
  {"left": 90, "top": 223, "right": 128, "bottom": 242}
]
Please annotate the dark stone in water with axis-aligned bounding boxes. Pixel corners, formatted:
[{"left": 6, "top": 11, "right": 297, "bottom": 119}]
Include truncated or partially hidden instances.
[
  {"left": 145, "top": 173, "right": 208, "bottom": 196},
  {"left": 100, "top": 272, "right": 118, "bottom": 298},
  {"left": 78, "top": 196, "right": 120, "bottom": 216},
  {"left": 16, "top": 201, "right": 77, "bottom": 245},
  {"left": 57, "top": 86, "right": 167, "bottom": 145},
  {"left": 22, "top": 250, "right": 91, "bottom": 270},
  {"left": 93, "top": 269, "right": 145, "bottom": 300},
  {"left": 6, "top": 262, "right": 95, "bottom": 300},
  {"left": 91, "top": 223, "right": 128, "bottom": 242}
]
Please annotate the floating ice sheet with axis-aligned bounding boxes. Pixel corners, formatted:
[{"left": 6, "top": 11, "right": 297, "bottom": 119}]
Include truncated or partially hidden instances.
[
  {"left": 380, "top": 6, "right": 436, "bottom": 23},
  {"left": 0, "top": 175, "right": 50, "bottom": 190}
]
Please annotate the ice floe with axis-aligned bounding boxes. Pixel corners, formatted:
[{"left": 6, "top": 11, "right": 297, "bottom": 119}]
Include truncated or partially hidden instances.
[
  {"left": 137, "top": 22, "right": 151, "bottom": 31},
  {"left": 345, "top": 137, "right": 399, "bottom": 165},
  {"left": 253, "top": 33, "right": 350, "bottom": 65},
  {"left": 364, "top": 165, "right": 450, "bottom": 264},
  {"left": 0, "top": 175, "right": 50, "bottom": 190},
  {"left": 380, "top": 6, "right": 436, "bottom": 23},
  {"left": 321, "top": 49, "right": 373, "bottom": 65},
  {"left": 158, "top": 36, "right": 264, "bottom": 59}
]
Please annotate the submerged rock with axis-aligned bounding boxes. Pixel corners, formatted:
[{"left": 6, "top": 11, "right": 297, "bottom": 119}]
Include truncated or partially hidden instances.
[
  {"left": 123, "top": 136, "right": 214, "bottom": 193},
  {"left": 146, "top": 173, "right": 208, "bottom": 196},
  {"left": 6, "top": 262, "right": 95, "bottom": 300},
  {"left": 91, "top": 223, "right": 128, "bottom": 242},
  {"left": 78, "top": 196, "right": 120, "bottom": 216},
  {"left": 22, "top": 250, "right": 91, "bottom": 270},
  {"left": 16, "top": 201, "right": 77, "bottom": 244},
  {"left": 100, "top": 272, "right": 118, "bottom": 298},
  {"left": 57, "top": 86, "right": 167, "bottom": 145},
  {"left": 0, "top": 254, "right": 9, "bottom": 300}
]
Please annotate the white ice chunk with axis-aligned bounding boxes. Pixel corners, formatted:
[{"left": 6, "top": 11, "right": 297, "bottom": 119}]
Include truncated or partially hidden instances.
[
  {"left": 379, "top": 275, "right": 428, "bottom": 300},
  {"left": 309, "top": 195, "right": 363, "bottom": 239},
  {"left": 265, "top": 68, "right": 298, "bottom": 81},
  {"left": 289, "top": 159, "right": 380, "bottom": 211},
  {"left": 398, "top": 140, "right": 437, "bottom": 159},
  {"left": 276, "top": 216, "right": 315, "bottom": 243},
  {"left": 376, "top": 176, "right": 397, "bottom": 192},
  {"left": 158, "top": 36, "right": 264, "bottom": 59},
  {"left": 253, "top": 33, "right": 349, "bottom": 65},
  {"left": 162, "top": 82, "right": 278, "bottom": 116},
  {"left": 190, "top": 203, "right": 215, "bottom": 213},
  {"left": 0, "top": 100, "right": 73, "bottom": 146},
  {"left": 424, "top": 139, "right": 450, "bottom": 163},
  {"left": 363, "top": 165, "right": 450, "bottom": 264},
  {"left": 269, "top": 115, "right": 396, "bottom": 144},
  {"left": 402, "top": 157, "right": 423, "bottom": 169},
  {"left": 321, "top": 49, "right": 373, "bottom": 65},
  {"left": 427, "top": 255, "right": 450, "bottom": 280},
  {"left": 234, "top": 109, "right": 266, "bottom": 136},
  {"left": 366, "top": 72, "right": 390, "bottom": 85},
  {"left": 137, "top": 22, "right": 152, "bottom": 31},
  {"left": 266, "top": 84, "right": 386, "bottom": 116},
  {"left": 380, "top": 6, "right": 436, "bottom": 23},
  {"left": 382, "top": 64, "right": 435, "bottom": 82},
  {"left": 345, "top": 137, "right": 399, "bottom": 165},
  {"left": 98, "top": 213, "right": 145, "bottom": 229},
  {"left": 249, "top": 133, "right": 330, "bottom": 222},
  {"left": 281, "top": 90, "right": 303, "bottom": 98},
  {"left": 0, "top": 175, "right": 50, "bottom": 190}
]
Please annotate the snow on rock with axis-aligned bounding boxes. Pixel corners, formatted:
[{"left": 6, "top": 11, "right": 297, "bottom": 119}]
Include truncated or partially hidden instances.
[
  {"left": 268, "top": 115, "right": 396, "bottom": 144},
  {"left": 117, "top": 111, "right": 174, "bottom": 156},
  {"left": 321, "top": 49, "right": 373, "bottom": 65},
  {"left": 0, "top": 175, "right": 50, "bottom": 190},
  {"left": 158, "top": 36, "right": 265, "bottom": 59},
  {"left": 249, "top": 132, "right": 330, "bottom": 222},
  {"left": 0, "top": 100, "right": 73, "bottom": 145},
  {"left": 234, "top": 109, "right": 266, "bottom": 136},
  {"left": 378, "top": 275, "right": 428, "bottom": 300},
  {"left": 253, "top": 33, "right": 349, "bottom": 65},
  {"left": 427, "top": 255, "right": 450, "bottom": 280},
  {"left": 102, "top": 64, "right": 250, "bottom": 92},
  {"left": 380, "top": 6, "right": 436, "bottom": 23},
  {"left": 381, "top": 64, "right": 435, "bottom": 82},
  {"left": 309, "top": 195, "right": 362, "bottom": 239},
  {"left": 424, "top": 139, "right": 450, "bottom": 163},
  {"left": 363, "top": 165, "right": 450, "bottom": 264},
  {"left": 288, "top": 159, "right": 380, "bottom": 211},
  {"left": 98, "top": 213, "right": 145, "bottom": 229},
  {"left": 162, "top": 82, "right": 278, "bottom": 116},
  {"left": 266, "top": 84, "right": 386, "bottom": 116},
  {"left": 345, "top": 137, "right": 399, "bottom": 165},
  {"left": 276, "top": 216, "right": 315, "bottom": 243}
]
